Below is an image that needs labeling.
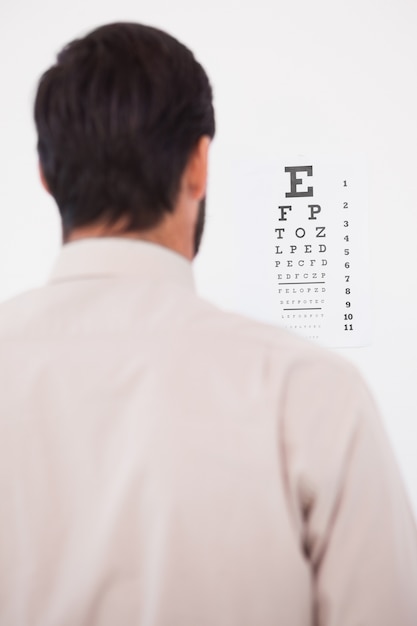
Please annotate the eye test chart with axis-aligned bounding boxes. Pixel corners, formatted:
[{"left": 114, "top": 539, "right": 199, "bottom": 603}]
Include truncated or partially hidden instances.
[{"left": 232, "top": 154, "right": 372, "bottom": 348}]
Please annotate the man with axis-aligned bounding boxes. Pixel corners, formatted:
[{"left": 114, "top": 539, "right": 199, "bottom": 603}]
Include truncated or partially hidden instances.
[{"left": 0, "top": 22, "right": 416, "bottom": 626}]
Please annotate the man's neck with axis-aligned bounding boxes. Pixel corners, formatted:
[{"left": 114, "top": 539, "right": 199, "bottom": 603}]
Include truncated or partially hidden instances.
[{"left": 66, "top": 210, "right": 195, "bottom": 261}]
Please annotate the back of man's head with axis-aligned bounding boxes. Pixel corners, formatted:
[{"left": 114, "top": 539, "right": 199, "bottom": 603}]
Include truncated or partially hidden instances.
[{"left": 34, "top": 22, "right": 215, "bottom": 241}]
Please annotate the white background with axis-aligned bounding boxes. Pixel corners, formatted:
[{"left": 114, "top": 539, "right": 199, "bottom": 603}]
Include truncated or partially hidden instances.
[{"left": 1, "top": 0, "right": 416, "bottom": 514}]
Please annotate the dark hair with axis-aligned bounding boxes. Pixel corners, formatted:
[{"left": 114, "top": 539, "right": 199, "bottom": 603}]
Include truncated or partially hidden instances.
[{"left": 34, "top": 22, "right": 215, "bottom": 239}]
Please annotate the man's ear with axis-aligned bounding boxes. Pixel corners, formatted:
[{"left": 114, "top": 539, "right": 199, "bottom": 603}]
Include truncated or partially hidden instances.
[
  {"left": 38, "top": 162, "right": 51, "bottom": 194},
  {"left": 183, "top": 135, "right": 211, "bottom": 200}
]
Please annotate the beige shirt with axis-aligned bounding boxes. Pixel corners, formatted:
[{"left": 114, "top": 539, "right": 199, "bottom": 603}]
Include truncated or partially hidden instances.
[{"left": 0, "top": 238, "right": 416, "bottom": 626}]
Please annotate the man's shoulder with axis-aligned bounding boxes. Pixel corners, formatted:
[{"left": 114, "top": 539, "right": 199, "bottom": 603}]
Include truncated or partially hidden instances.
[
  {"left": 0, "top": 279, "right": 358, "bottom": 386},
  {"left": 0, "top": 287, "right": 48, "bottom": 338},
  {"left": 186, "top": 295, "right": 358, "bottom": 382}
]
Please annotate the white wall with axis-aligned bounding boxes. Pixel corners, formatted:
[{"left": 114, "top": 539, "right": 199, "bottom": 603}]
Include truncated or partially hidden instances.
[{"left": 1, "top": 0, "right": 416, "bottom": 513}]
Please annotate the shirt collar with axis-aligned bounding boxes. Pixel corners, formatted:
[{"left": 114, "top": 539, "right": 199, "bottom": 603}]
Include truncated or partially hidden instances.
[{"left": 48, "top": 238, "right": 195, "bottom": 290}]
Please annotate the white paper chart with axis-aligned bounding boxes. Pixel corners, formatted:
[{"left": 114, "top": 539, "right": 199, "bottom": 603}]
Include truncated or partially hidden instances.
[
  {"left": 273, "top": 157, "right": 372, "bottom": 347},
  {"left": 231, "top": 155, "right": 372, "bottom": 348}
]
